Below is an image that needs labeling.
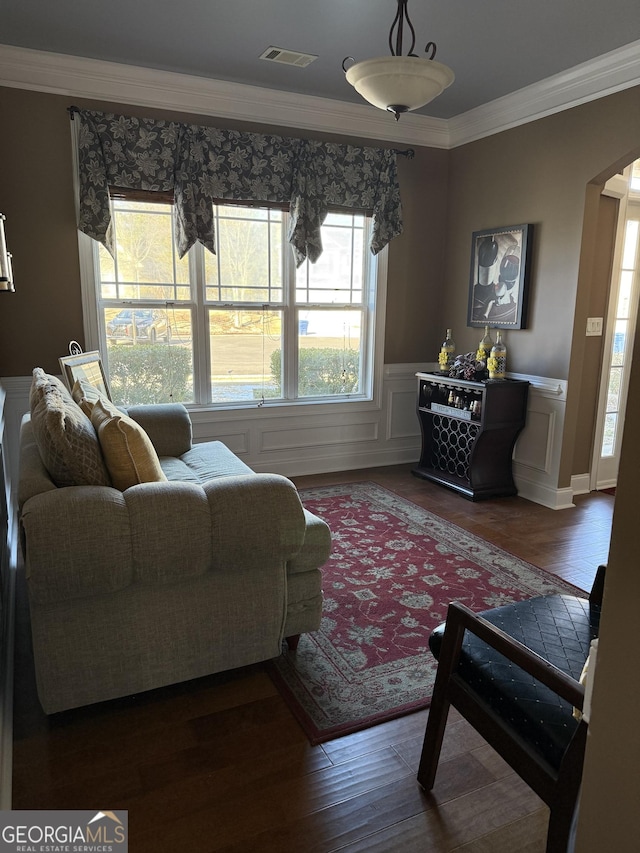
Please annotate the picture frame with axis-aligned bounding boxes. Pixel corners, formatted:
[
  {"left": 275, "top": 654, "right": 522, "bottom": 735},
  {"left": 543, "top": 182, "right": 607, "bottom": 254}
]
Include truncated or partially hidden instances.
[
  {"left": 467, "top": 224, "right": 533, "bottom": 329},
  {"left": 59, "top": 350, "right": 112, "bottom": 400}
]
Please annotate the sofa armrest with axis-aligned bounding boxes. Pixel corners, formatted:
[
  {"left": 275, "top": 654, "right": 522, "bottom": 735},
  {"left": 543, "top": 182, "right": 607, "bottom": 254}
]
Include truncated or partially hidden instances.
[
  {"left": 21, "top": 473, "right": 307, "bottom": 605},
  {"left": 126, "top": 403, "right": 192, "bottom": 456}
]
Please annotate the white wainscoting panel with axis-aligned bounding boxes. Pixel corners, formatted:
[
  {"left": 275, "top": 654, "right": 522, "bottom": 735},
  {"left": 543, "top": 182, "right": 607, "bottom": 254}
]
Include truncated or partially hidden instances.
[
  {"left": 2, "top": 367, "right": 575, "bottom": 508},
  {"left": 510, "top": 372, "right": 574, "bottom": 510},
  {"left": 386, "top": 388, "right": 419, "bottom": 439},
  {"left": 187, "top": 363, "right": 427, "bottom": 476}
]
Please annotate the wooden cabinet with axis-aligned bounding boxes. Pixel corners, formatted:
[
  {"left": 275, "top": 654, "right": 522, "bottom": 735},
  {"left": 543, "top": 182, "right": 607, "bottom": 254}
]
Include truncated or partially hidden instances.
[{"left": 412, "top": 372, "right": 529, "bottom": 500}]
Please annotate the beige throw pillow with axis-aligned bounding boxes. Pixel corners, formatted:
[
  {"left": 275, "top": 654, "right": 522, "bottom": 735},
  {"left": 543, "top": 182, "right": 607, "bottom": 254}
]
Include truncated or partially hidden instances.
[
  {"left": 71, "top": 377, "right": 110, "bottom": 417},
  {"left": 91, "top": 398, "right": 167, "bottom": 491},
  {"left": 29, "top": 367, "right": 111, "bottom": 487}
]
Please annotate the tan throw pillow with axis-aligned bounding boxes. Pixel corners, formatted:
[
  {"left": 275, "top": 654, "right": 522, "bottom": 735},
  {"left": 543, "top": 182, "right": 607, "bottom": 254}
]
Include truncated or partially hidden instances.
[
  {"left": 91, "top": 398, "right": 167, "bottom": 491},
  {"left": 29, "top": 367, "right": 111, "bottom": 487},
  {"left": 71, "top": 377, "right": 110, "bottom": 417}
]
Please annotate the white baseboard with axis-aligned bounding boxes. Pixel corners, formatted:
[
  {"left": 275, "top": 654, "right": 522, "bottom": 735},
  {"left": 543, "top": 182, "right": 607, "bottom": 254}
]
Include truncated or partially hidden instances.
[
  {"left": 571, "top": 473, "right": 592, "bottom": 497},
  {"left": 515, "top": 474, "right": 576, "bottom": 510}
]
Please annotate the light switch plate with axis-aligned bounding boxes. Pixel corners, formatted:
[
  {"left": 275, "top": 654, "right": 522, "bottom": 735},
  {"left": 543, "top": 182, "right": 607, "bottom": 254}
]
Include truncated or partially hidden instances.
[{"left": 586, "top": 317, "right": 603, "bottom": 336}]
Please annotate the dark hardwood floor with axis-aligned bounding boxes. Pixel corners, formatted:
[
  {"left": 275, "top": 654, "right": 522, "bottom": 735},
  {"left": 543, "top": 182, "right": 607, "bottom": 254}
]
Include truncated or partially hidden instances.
[{"left": 11, "top": 465, "right": 613, "bottom": 852}]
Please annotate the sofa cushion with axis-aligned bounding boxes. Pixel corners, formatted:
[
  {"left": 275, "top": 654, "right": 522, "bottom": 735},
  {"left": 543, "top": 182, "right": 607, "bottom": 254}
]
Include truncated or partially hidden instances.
[
  {"left": 91, "top": 398, "right": 168, "bottom": 490},
  {"left": 177, "top": 441, "right": 254, "bottom": 481},
  {"left": 29, "top": 368, "right": 111, "bottom": 488}
]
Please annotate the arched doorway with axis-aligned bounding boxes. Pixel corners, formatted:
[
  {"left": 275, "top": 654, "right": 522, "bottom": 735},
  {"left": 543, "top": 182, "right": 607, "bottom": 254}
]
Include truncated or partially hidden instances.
[{"left": 591, "top": 159, "right": 640, "bottom": 491}]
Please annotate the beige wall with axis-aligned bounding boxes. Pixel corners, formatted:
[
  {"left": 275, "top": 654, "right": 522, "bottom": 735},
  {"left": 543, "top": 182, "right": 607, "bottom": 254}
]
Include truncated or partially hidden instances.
[
  {"left": 0, "top": 86, "right": 448, "bottom": 377},
  {"left": 572, "top": 192, "right": 617, "bottom": 476},
  {"left": 440, "top": 89, "right": 640, "bottom": 376},
  {"left": 440, "top": 88, "right": 640, "bottom": 488}
]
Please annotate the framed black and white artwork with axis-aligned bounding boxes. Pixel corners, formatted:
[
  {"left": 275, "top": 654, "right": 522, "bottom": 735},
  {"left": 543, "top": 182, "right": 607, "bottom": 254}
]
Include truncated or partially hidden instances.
[{"left": 468, "top": 224, "right": 533, "bottom": 329}]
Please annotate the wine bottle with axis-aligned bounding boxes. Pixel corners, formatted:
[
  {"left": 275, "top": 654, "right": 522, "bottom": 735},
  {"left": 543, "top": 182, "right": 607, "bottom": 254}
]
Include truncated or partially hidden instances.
[
  {"left": 488, "top": 330, "right": 507, "bottom": 380},
  {"left": 438, "top": 329, "right": 455, "bottom": 372},
  {"left": 476, "top": 325, "right": 494, "bottom": 362}
]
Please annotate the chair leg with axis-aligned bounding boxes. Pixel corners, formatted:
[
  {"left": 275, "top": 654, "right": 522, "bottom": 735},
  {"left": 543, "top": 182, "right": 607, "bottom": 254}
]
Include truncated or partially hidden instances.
[
  {"left": 417, "top": 680, "right": 451, "bottom": 791},
  {"left": 417, "top": 605, "right": 467, "bottom": 791},
  {"left": 545, "top": 721, "right": 587, "bottom": 853},
  {"left": 545, "top": 805, "right": 575, "bottom": 853}
]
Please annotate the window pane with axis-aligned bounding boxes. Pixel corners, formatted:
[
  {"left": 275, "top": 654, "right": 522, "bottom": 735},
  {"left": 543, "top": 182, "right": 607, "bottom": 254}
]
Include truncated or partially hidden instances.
[
  {"left": 298, "top": 310, "right": 362, "bottom": 397},
  {"left": 209, "top": 309, "right": 282, "bottom": 402},
  {"left": 612, "top": 320, "right": 627, "bottom": 366},
  {"left": 296, "top": 213, "right": 365, "bottom": 305},
  {"left": 99, "top": 244, "right": 115, "bottom": 283},
  {"left": 617, "top": 270, "right": 633, "bottom": 319},
  {"left": 105, "top": 307, "right": 194, "bottom": 405},
  {"left": 206, "top": 208, "right": 283, "bottom": 302},
  {"left": 622, "top": 219, "right": 639, "bottom": 269},
  {"left": 113, "top": 209, "right": 175, "bottom": 290},
  {"left": 176, "top": 253, "right": 190, "bottom": 285},
  {"left": 606, "top": 366, "right": 622, "bottom": 413},
  {"left": 102, "top": 203, "right": 190, "bottom": 300},
  {"left": 601, "top": 412, "right": 617, "bottom": 457}
]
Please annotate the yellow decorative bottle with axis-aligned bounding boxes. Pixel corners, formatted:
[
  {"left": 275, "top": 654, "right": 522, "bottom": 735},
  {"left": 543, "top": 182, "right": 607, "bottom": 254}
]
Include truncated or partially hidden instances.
[
  {"left": 476, "top": 325, "right": 494, "bottom": 362},
  {"left": 488, "top": 330, "right": 507, "bottom": 379},
  {"left": 438, "top": 329, "right": 455, "bottom": 372}
]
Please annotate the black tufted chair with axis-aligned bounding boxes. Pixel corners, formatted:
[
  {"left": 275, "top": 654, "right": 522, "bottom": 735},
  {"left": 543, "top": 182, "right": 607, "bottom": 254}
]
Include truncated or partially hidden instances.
[{"left": 417, "top": 565, "right": 605, "bottom": 853}]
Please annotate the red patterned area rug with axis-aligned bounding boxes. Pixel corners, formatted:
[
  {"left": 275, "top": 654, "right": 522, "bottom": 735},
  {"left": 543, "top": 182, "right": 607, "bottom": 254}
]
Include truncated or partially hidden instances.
[{"left": 267, "top": 482, "right": 583, "bottom": 745}]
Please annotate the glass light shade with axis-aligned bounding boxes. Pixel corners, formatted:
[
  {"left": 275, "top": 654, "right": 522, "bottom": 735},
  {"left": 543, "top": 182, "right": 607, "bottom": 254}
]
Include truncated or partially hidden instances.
[{"left": 345, "top": 55, "right": 454, "bottom": 114}]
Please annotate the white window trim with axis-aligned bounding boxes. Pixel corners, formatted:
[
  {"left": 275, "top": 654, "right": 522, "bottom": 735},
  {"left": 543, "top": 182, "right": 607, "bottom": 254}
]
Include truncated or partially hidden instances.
[{"left": 76, "top": 219, "right": 388, "bottom": 420}]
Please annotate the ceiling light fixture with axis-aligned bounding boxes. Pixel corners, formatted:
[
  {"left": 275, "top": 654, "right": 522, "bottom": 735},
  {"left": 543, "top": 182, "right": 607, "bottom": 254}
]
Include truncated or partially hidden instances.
[{"left": 343, "top": 0, "right": 454, "bottom": 121}]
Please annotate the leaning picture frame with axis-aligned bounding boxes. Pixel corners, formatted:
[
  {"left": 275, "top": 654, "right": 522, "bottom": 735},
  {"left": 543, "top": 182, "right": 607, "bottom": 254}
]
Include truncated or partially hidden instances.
[
  {"left": 59, "top": 350, "right": 112, "bottom": 400},
  {"left": 467, "top": 224, "right": 533, "bottom": 329}
]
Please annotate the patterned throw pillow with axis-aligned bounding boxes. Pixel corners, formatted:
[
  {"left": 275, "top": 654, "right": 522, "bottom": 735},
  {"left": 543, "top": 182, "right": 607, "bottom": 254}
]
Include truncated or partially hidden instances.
[
  {"left": 29, "top": 368, "right": 111, "bottom": 487},
  {"left": 90, "top": 397, "right": 167, "bottom": 491}
]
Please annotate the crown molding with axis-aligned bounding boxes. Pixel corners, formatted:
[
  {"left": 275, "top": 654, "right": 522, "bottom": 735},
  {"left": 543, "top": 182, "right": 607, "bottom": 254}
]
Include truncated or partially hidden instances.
[
  {"left": 0, "top": 44, "right": 450, "bottom": 149},
  {"left": 449, "top": 39, "right": 640, "bottom": 147},
  {"left": 0, "top": 41, "right": 638, "bottom": 150}
]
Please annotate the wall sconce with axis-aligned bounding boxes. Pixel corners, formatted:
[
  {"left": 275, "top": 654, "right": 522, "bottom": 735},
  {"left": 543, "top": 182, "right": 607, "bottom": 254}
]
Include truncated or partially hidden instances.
[{"left": 0, "top": 214, "right": 15, "bottom": 293}]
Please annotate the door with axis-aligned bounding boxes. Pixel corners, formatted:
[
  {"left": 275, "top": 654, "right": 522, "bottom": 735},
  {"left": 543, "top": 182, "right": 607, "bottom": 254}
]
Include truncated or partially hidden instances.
[{"left": 592, "top": 161, "right": 640, "bottom": 490}]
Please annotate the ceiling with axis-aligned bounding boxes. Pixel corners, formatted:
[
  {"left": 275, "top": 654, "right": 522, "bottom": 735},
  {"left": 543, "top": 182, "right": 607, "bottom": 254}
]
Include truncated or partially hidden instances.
[{"left": 2, "top": 0, "right": 640, "bottom": 120}]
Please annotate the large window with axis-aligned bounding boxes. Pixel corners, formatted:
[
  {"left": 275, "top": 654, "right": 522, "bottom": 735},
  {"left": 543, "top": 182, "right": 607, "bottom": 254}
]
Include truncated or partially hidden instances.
[{"left": 91, "top": 200, "right": 381, "bottom": 408}]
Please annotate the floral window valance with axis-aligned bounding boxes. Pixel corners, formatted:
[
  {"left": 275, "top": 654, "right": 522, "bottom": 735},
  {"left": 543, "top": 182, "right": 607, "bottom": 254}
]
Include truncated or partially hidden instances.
[{"left": 73, "top": 108, "right": 403, "bottom": 266}]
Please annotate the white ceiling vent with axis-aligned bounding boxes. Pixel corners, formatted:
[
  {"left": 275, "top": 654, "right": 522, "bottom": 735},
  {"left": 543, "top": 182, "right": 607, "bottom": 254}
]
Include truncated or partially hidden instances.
[{"left": 259, "top": 46, "right": 318, "bottom": 68}]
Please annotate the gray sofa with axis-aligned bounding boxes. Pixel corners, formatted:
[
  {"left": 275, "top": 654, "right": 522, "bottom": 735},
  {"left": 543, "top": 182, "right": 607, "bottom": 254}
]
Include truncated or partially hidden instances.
[{"left": 18, "top": 377, "right": 330, "bottom": 714}]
